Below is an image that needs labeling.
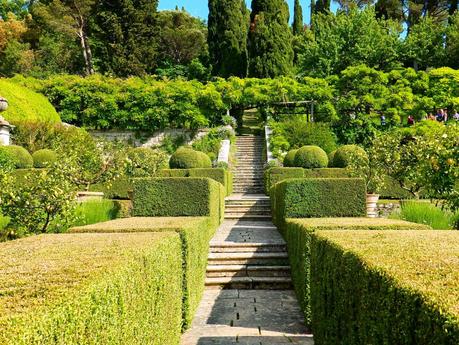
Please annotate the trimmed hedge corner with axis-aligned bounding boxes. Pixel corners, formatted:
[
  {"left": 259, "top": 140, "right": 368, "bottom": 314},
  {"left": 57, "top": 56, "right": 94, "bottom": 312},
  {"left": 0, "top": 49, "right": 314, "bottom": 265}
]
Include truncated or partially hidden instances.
[
  {"left": 89, "top": 177, "right": 132, "bottom": 200},
  {"left": 284, "top": 218, "right": 432, "bottom": 328},
  {"left": 271, "top": 178, "right": 366, "bottom": 227},
  {"left": 264, "top": 167, "right": 350, "bottom": 194},
  {"left": 0, "top": 232, "right": 182, "bottom": 344},
  {"left": 132, "top": 177, "right": 225, "bottom": 227},
  {"left": 311, "top": 230, "right": 459, "bottom": 344},
  {"left": 158, "top": 168, "right": 233, "bottom": 196},
  {"left": 70, "top": 217, "right": 215, "bottom": 329}
]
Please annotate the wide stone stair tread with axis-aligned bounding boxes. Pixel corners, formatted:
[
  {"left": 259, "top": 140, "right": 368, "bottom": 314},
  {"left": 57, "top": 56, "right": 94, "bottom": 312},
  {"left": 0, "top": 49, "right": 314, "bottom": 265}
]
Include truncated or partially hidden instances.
[
  {"left": 209, "top": 252, "right": 288, "bottom": 260},
  {"left": 205, "top": 276, "right": 293, "bottom": 289}
]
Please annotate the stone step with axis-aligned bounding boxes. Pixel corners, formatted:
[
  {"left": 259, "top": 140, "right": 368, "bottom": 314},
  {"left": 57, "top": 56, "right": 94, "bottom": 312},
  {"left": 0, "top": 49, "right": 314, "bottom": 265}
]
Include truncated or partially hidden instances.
[
  {"left": 206, "top": 265, "right": 291, "bottom": 277},
  {"left": 232, "top": 191, "right": 265, "bottom": 194},
  {"left": 224, "top": 206, "right": 271, "bottom": 212},
  {"left": 225, "top": 202, "right": 270, "bottom": 208},
  {"left": 210, "top": 243, "right": 286, "bottom": 253},
  {"left": 225, "top": 214, "right": 271, "bottom": 220},
  {"left": 205, "top": 276, "right": 292, "bottom": 289},
  {"left": 208, "top": 252, "right": 288, "bottom": 265}
]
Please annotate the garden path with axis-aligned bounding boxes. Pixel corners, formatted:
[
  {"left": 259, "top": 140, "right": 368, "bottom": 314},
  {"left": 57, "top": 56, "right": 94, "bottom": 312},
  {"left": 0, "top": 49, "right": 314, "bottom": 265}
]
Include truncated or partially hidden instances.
[{"left": 180, "top": 131, "right": 313, "bottom": 345}]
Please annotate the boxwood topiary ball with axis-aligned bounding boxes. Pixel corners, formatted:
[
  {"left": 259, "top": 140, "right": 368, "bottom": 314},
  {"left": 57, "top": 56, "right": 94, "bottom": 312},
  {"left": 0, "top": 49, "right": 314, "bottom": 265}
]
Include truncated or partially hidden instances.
[
  {"left": 32, "top": 149, "right": 58, "bottom": 168},
  {"left": 294, "top": 146, "right": 328, "bottom": 168},
  {"left": 333, "top": 145, "right": 368, "bottom": 168},
  {"left": 0, "top": 145, "right": 33, "bottom": 169},
  {"left": 283, "top": 149, "right": 298, "bottom": 167},
  {"left": 169, "top": 147, "right": 212, "bottom": 169},
  {"left": 328, "top": 150, "right": 337, "bottom": 167}
]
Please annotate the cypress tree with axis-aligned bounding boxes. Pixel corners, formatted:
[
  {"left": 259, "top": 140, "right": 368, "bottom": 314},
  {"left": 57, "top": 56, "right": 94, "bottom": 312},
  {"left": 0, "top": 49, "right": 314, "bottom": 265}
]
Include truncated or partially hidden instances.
[
  {"left": 248, "top": 0, "right": 294, "bottom": 78},
  {"left": 208, "top": 0, "right": 249, "bottom": 78},
  {"left": 315, "top": 0, "right": 330, "bottom": 13},
  {"left": 293, "top": 0, "right": 304, "bottom": 35}
]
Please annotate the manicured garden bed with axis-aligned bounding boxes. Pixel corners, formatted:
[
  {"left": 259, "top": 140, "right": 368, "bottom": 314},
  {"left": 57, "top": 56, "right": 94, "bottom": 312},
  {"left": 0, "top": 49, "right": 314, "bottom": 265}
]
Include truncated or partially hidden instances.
[
  {"left": 0, "top": 232, "right": 182, "bottom": 344},
  {"left": 311, "top": 230, "right": 459, "bottom": 344}
]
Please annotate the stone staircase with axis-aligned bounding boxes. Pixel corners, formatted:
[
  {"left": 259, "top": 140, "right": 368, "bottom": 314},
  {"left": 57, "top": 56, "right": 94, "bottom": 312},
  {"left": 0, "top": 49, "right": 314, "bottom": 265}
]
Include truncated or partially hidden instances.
[
  {"left": 233, "top": 136, "right": 265, "bottom": 194},
  {"left": 205, "top": 135, "right": 292, "bottom": 290}
]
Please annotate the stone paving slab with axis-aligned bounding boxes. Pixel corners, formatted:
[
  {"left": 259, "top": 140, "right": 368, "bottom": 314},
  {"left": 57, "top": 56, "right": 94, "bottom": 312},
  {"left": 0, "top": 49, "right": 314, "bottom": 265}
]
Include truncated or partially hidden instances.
[
  {"left": 211, "top": 220, "right": 285, "bottom": 245},
  {"left": 180, "top": 289, "right": 314, "bottom": 345}
]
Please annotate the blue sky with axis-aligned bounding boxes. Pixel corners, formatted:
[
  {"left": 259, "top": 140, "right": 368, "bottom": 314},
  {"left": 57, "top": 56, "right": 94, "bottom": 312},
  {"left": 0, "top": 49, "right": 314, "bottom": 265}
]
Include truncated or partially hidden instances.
[{"left": 158, "top": 1, "right": 316, "bottom": 24}]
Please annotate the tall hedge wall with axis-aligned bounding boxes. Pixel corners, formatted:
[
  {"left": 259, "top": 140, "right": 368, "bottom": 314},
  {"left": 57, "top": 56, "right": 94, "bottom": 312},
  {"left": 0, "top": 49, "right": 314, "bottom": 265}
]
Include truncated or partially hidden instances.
[
  {"left": 132, "top": 178, "right": 225, "bottom": 227},
  {"left": 70, "top": 217, "right": 215, "bottom": 329},
  {"left": 271, "top": 178, "right": 367, "bottom": 227},
  {"left": 311, "top": 230, "right": 459, "bottom": 344},
  {"left": 264, "top": 167, "right": 349, "bottom": 194},
  {"left": 158, "top": 168, "right": 233, "bottom": 196},
  {"left": 284, "top": 218, "right": 432, "bottom": 327},
  {"left": 0, "top": 80, "right": 60, "bottom": 124},
  {"left": 0, "top": 232, "right": 182, "bottom": 344}
]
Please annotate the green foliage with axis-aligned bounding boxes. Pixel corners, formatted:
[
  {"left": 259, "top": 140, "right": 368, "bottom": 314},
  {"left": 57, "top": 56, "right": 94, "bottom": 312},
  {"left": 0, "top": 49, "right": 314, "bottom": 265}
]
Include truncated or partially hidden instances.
[
  {"left": 0, "top": 232, "right": 183, "bottom": 344},
  {"left": 293, "top": 146, "right": 329, "bottom": 169},
  {"left": 70, "top": 216, "right": 216, "bottom": 329},
  {"left": 299, "top": 8, "right": 402, "bottom": 77},
  {"left": 333, "top": 145, "right": 368, "bottom": 168},
  {"left": 208, "top": 0, "right": 249, "bottom": 77},
  {"left": 192, "top": 127, "right": 233, "bottom": 162},
  {"left": 89, "top": 178, "right": 132, "bottom": 200},
  {"left": 284, "top": 218, "right": 430, "bottom": 326},
  {"left": 248, "top": 0, "right": 294, "bottom": 77},
  {"left": 264, "top": 167, "right": 350, "bottom": 192},
  {"left": 32, "top": 149, "right": 57, "bottom": 168},
  {"left": 292, "top": 0, "right": 303, "bottom": 36},
  {"left": 311, "top": 230, "right": 459, "bottom": 344},
  {"left": 283, "top": 149, "right": 298, "bottom": 167},
  {"left": 72, "top": 199, "right": 118, "bottom": 227},
  {"left": 0, "top": 145, "right": 32, "bottom": 169},
  {"left": 269, "top": 119, "right": 337, "bottom": 158},
  {"left": 390, "top": 201, "right": 458, "bottom": 230},
  {"left": 271, "top": 178, "right": 367, "bottom": 227},
  {"left": 169, "top": 147, "right": 212, "bottom": 169},
  {"left": 125, "top": 147, "right": 168, "bottom": 178},
  {"left": 132, "top": 177, "right": 225, "bottom": 227},
  {"left": 0, "top": 162, "right": 77, "bottom": 238},
  {"left": 0, "top": 148, "right": 16, "bottom": 172},
  {"left": 0, "top": 74, "right": 56, "bottom": 124},
  {"left": 327, "top": 150, "right": 336, "bottom": 167}
]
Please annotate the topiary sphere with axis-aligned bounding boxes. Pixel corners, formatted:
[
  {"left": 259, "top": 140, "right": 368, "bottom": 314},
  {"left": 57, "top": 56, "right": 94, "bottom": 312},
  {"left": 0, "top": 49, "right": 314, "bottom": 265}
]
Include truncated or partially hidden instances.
[
  {"left": 169, "top": 147, "right": 211, "bottom": 169},
  {"left": 294, "top": 145, "right": 328, "bottom": 169},
  {"left": 333, "top": 145, "right": 368, "bottom": 168},
  {"left": 328, "top": 150, "right": 337, "bottom": 168},
  {"left": 32, "top": 149, "right": 58, "bottom": 168},
  {"left": 0, "top": 145, "right": 33, "bottom": 169},
  {"left": 283, "top": 149, "right": 298, "bottom": 167}
]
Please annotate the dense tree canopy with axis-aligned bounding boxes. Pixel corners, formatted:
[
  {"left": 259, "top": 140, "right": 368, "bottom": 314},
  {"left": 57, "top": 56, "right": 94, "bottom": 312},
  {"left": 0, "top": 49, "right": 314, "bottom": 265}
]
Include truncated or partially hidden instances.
[{"left": 208, "top": 0, "right": 249, "bottom": 78}]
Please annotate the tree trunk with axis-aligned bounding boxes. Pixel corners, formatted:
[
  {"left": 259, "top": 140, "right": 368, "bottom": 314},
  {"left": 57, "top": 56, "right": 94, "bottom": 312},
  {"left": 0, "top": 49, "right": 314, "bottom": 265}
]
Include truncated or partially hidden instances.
[{"left": 78, "top": 27, "right": 94, "bottom": 75}]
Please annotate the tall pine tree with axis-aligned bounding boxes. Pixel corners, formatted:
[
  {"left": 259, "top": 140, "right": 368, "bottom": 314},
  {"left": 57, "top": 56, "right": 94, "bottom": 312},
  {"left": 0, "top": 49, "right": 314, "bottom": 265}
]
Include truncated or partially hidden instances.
[
  {"left": 92, "top": 0, "right": 159, "bottom": 76},
  {"left": 248, "top": 0, "right": 294, "bottom": 78},
  {"left": 208, "top": 0, "right": 249, "bottom": 77},
  {"left": 293, "top": 0, "right": 304, "bottom": 35}
]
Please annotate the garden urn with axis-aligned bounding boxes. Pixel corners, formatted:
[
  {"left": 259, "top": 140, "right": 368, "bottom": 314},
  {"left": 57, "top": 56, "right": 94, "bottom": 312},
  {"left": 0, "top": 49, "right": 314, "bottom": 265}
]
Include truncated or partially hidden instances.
[{"left": 366, "top": 193, "right": 380, "bottom": 218}]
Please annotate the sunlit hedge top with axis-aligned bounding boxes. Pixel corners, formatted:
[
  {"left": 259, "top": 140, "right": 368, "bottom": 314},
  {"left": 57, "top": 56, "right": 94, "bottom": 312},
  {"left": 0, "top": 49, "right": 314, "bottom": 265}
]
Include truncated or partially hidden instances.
[{"left": 0, "top": 79, "right": 60, "bottom": 124}]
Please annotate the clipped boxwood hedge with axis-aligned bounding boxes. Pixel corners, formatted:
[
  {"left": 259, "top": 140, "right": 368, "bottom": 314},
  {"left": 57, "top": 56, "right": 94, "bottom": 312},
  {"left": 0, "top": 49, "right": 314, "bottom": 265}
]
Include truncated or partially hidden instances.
[
  {"left": 0, "top": 232, "right": 182, "bottom": 344},
  {"left": 32, "top": 149, "right": 57, "bottom": 168},
  {"left": 271, "top": 178, "right": 367, "bottom": 227},
  {"left": 132, "top": 177, "right": 225, "bottom": 227},
  {"left": 264, "top": 167, "right": 350, "bottom": 194},
  {"left": 158, "top": 168, "right": 233, "bottom": 196},
  {"left": 0, "top": 145, "right": 33, "bottom": 169},
  {"left": 284, "top": 218, "right": 432, "bottom": 327},
  {"left": 70, "top": 217, "right": 215, "bottom": 329},
  {"left": 311, "top": 230, "right": 459, "bottom": 344},
  {"left": 89, "top": 177, "right": 133, "bottom": 200}
]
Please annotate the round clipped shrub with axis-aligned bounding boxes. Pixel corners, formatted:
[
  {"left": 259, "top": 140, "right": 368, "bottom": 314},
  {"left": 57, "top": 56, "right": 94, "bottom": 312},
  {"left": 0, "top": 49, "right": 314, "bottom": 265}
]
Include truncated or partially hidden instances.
[
  {"left": 169, "top": 147, "right": 212, "bottom": 169},
  {"left": 294, "top": 146, "right": 328, "bottom": 169},
  {"left": 283, "top": 149, "right": 298, "bottom": 167},
  {"left": 328, "top": 150, "right": 337, "bottom": 167},
  {"left": 0, "top": 145, "right": 33, "bottom": 168},
  {"left": 32, "top": 149, "right": 58, "bottom": 168},
  {"left": 333, "top": 145, "right": 368, "bottom": 168}
]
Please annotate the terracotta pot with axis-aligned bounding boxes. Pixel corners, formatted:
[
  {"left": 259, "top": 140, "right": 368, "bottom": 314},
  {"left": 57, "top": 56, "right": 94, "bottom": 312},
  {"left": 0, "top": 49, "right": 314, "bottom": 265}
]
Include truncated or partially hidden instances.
[{"left": 366, "top": 193, "right": 380, "bottom": 218}]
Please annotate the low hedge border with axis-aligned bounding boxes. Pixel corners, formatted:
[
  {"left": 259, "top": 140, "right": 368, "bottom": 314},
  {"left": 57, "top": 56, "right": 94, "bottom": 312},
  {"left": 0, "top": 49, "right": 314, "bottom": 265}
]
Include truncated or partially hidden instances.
[
  {"left": 271, "top": 178, "right": 367, "bottom": 228},
  {"left": 284, "top": 218, "right": 432, "bottom": 327},
  {"left": 264, "top": 167, "right": 350, "bottom": 194},
  {"left": 70, "top": 217, "right": 216, "bottom": 329},
  {"left": 0, "top": 232, "right": 182, "bottom": 344},
  {"left": 311, "top": 230, "right": 459, "bottom": 344},
  {"left": 132, "top": 177, "right": 225, "bottom": 227},
  {"left": 158, "top": 168, "right": 233, "bottom": 196}
]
